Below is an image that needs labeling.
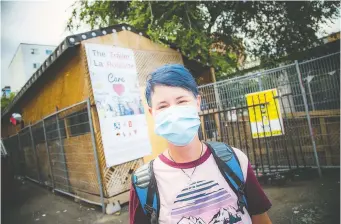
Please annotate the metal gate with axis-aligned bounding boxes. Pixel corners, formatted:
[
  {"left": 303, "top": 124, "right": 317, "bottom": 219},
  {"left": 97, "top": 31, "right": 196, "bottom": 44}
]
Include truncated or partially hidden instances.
[{"left": 198, "top": 52, "right": 340, "bottom": 177}]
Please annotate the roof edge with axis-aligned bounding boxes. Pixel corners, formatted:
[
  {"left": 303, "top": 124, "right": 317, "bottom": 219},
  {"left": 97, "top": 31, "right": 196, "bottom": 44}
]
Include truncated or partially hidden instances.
[{"left": 2, "top": 23, "right": 210, "bottom": 118}]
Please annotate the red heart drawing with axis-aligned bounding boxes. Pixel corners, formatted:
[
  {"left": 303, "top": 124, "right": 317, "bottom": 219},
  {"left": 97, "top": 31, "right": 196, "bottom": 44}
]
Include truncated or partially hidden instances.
[{"left": 113, "top": 84, "right": 125, "bottom": 96}]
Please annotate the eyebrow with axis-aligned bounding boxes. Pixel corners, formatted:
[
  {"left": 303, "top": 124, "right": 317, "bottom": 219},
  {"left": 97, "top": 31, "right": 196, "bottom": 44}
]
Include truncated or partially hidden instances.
[
  {"left": 156, "top": 96, "right": 189, "bottom": 106},
  {"left": 156, "top": 101, "right": 167, "bottom": 106},
  {"left": 176, "top": 96, "right": 187, "bottom": 100}
]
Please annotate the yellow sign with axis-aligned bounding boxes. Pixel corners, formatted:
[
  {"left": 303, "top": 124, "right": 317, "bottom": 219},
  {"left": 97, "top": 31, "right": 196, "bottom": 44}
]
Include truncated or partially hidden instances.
[{"left": 246, "top": 88, "right": 284, "bottom": 138}]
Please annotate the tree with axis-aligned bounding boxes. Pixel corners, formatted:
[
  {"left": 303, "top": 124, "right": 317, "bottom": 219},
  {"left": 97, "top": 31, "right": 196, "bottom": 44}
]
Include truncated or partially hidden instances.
[
  {"left": 68, "top": 1, "right": 340, "bottom": 78},
  {"left": 1, "top": 93, "right": 16, "bottom": 111}
]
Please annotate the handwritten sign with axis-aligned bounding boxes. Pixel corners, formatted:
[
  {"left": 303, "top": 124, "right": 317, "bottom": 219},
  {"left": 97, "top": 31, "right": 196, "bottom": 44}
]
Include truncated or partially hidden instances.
[{"left": 85, "top": 43, "right": 151, "bottom": 167}]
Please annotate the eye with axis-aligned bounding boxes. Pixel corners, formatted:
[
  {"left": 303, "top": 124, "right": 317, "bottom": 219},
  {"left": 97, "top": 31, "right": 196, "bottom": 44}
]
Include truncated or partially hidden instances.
[
  {"left": 178, "top": 100, "right": 188, "bottom": 104},
  {"left": 157, "top": 104, "right": 168, "bottom": 110}
]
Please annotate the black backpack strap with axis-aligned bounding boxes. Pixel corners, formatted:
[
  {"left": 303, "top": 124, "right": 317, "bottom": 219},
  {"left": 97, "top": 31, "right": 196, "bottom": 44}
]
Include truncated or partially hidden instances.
[
  {"left": 144, "top": 160, "right": 158, "bottom": 224},
  {"left": 215, "top": 155, "right": 247, "bottom": 214}
]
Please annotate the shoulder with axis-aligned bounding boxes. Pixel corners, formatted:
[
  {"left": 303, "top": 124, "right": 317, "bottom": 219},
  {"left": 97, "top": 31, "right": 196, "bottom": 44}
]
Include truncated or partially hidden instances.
[
  {"left": 230, "top": 147, "right": 249, "bottom": 181},
  {"left": 230, "top": 147, "right": 249, "bottom": 168},
  {"left": 206, "top": 141, "right": 249, "bottom": 181}
]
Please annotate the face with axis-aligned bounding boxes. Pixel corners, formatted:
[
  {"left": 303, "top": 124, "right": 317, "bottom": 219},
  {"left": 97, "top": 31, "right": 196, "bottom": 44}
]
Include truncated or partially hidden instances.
[{"left": 149, "top": 85, "right": 201, "bottom": 116}]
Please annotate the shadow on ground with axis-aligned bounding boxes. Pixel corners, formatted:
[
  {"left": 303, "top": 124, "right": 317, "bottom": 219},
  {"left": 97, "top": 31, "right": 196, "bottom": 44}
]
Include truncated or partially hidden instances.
[
  {"left": 2, "top": 170, "right": 340, "bottom": 224},
  {"left": 1, "top": 179, "right": 127, "bottom": 224},
  {"left": 266, "top": 170, "right": 340, "bottom": 224}
]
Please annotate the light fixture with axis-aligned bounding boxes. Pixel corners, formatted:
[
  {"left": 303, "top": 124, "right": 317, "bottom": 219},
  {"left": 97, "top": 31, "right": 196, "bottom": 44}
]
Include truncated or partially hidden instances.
[
  {"left": 139, "top": 32, "right": 143, "bottom": 36},
  {"left": 82, "top": 34, "right": 87, "bottom": 39},
  {"left": 92, "top": 32, "right": 96, "bottom": 37},
  {"left": 112, "top": 29, "right": 117, "bottom": 33},
  {"left": 127, "top": 27, "right": 131, "bottom": 31},
  {"left": 69, "top": 37, "right": 75, "bottom": 42},
  {"left": 102, "top": 30, "right": 107, "bottom": 35},
  {"left": 122, "top": 26, "right": 126, "bottom": 30}
]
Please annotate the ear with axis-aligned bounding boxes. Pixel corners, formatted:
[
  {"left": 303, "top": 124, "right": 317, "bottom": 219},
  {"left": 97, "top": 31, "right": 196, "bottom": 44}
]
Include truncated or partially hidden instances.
[{"left": 196, "top": 95, "right": 202, "bottom": 112}]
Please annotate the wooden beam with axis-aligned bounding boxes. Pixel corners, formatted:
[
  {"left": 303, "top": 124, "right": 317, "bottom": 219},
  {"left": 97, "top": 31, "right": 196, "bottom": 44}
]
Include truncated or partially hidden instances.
[{"left": 319, "top": 117, "right": 332, "bottom": 166}]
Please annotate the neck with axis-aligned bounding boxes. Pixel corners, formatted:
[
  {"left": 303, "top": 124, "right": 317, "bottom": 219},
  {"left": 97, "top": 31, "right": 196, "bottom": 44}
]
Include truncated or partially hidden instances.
[{"left": 168, "top": 136, "right": 203, "bottom": 163}]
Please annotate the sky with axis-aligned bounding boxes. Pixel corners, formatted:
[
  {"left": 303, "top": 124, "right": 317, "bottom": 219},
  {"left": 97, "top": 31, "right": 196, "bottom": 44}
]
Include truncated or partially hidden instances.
[
  {"left": 1, "top": 1, "right": 340, "bottom": 88},
  {"left": 1, "top": 0, "right": 89, "bottom": 88}
]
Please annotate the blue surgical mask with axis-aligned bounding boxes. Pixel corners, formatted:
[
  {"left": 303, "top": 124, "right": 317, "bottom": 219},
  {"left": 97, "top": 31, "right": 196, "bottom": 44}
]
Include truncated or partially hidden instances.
[{"left": 154, "top": 105, "right": 201, "bottom": 146}]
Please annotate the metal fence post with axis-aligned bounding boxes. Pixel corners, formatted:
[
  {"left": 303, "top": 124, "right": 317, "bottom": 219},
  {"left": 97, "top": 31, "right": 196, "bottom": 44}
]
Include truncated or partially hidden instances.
[
  {"left": 55, "top": 114, "right": 71, "bottom": 192},
  {"left": 257, "top": 75, "right": 263, "bottom": 91},
  {"left": 295, "top": 60, "right": 322, "bottom": 177},
  {"left": 29, "top": 125, "right": 42, "bottom": 182},
  {"left": 87, "top": 98, "right": 105, "bottom": 214},
  {"left": 42, "top": 119, "right": 55, "bottom": 189}
]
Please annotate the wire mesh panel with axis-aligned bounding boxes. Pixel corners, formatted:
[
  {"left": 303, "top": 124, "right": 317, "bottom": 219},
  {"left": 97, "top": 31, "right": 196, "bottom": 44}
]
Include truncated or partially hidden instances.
[
  {"left": 44, "top": 114, "right": 70, "bottom": 192},
  {"left": 19, "top": 127, "right": 40, "bottom": 181},
  {"left": 298, "top": 52, "right": 340, "bottom": 167},
  {"left": 31, "top": 121, "right": 52, "bottom": 186},
  {"left": 44, "top": 101, "right": 100, "bottom": 196},
  {"left": 199, "top": 52, "right": 340, "bottom": 176}
]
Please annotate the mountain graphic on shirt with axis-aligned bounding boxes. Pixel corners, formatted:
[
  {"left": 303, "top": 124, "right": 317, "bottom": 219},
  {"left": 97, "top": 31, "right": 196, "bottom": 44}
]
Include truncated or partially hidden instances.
[
  {"left": 208, "top": 206, "right": 242, "bottom": 224},
  {"left": 176, "top": 206, "right": 242, "bottom": 224},
  {"left": 171, "top": 180, "right": 247, "bottom": 224},
  {"left": 177, "top": 217, "right": 206, "bottom": 224}
]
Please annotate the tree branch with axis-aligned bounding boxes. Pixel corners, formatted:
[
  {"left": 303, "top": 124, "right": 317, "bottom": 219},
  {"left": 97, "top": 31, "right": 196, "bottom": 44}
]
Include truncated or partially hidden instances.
[
  {"left": 185, "top": 3, "right": 192, "bottom": 30},
  {"left": 149, "top": 2, "right": 154, "bottom": 25}
]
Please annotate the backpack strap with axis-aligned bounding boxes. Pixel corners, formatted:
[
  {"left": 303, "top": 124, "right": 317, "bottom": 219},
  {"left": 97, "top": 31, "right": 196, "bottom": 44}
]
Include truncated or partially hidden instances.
[
  {"left": 132, "top": 160, "right": 159, "bottom": 224},
  {"left": 206, "top": 141, "right": 248, "bottom": 214}
]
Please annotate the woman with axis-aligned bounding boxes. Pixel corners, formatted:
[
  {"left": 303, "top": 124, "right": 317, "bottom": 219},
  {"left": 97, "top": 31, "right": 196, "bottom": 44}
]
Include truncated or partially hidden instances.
[{"left": 129, "top": 64, "right": 272, "bottom": 224}]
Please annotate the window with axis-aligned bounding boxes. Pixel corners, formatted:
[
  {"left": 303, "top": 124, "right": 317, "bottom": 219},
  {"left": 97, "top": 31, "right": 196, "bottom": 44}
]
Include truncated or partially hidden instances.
[
  {"left": 46, "top": 49, "right": 53, "bottom": 55},
  {"left": 33, "top": 63, "right": 40, "bottom": 69},
  {"left": 66, "top": 109, "right": 90, "bottom": 137},
  {"left": 31, "top": 48, "right": 39, "bottom": 54}
]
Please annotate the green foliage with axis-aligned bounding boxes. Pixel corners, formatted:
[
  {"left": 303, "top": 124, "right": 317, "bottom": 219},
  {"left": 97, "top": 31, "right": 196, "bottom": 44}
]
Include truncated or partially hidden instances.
[
  {"left": 1, "top": 93, "right": 16, "bottom": 111},
  {"left": 68, "top": 1, "right": 340, "bottom": 79}
]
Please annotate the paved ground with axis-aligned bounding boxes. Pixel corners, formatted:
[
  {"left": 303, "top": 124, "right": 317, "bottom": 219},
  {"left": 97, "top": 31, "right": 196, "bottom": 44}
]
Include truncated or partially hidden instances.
[{"left": 2, "top": 170, "right": 340, "bottom": 224}]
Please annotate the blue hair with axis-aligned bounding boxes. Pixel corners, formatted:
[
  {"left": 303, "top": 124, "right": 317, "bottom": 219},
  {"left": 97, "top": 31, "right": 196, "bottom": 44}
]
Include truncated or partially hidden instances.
[{"left": 145, "top": 64, "right": 198, "bottom": 106}]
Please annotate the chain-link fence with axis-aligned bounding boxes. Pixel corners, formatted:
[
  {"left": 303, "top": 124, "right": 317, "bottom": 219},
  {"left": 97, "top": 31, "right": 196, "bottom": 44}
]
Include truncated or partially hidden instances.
[
  {"left": 2, "top": 99, "right": 105, "bottom": 212},
  {"left": 199, "top": 52, "right": 340, "bottom": 177}
]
